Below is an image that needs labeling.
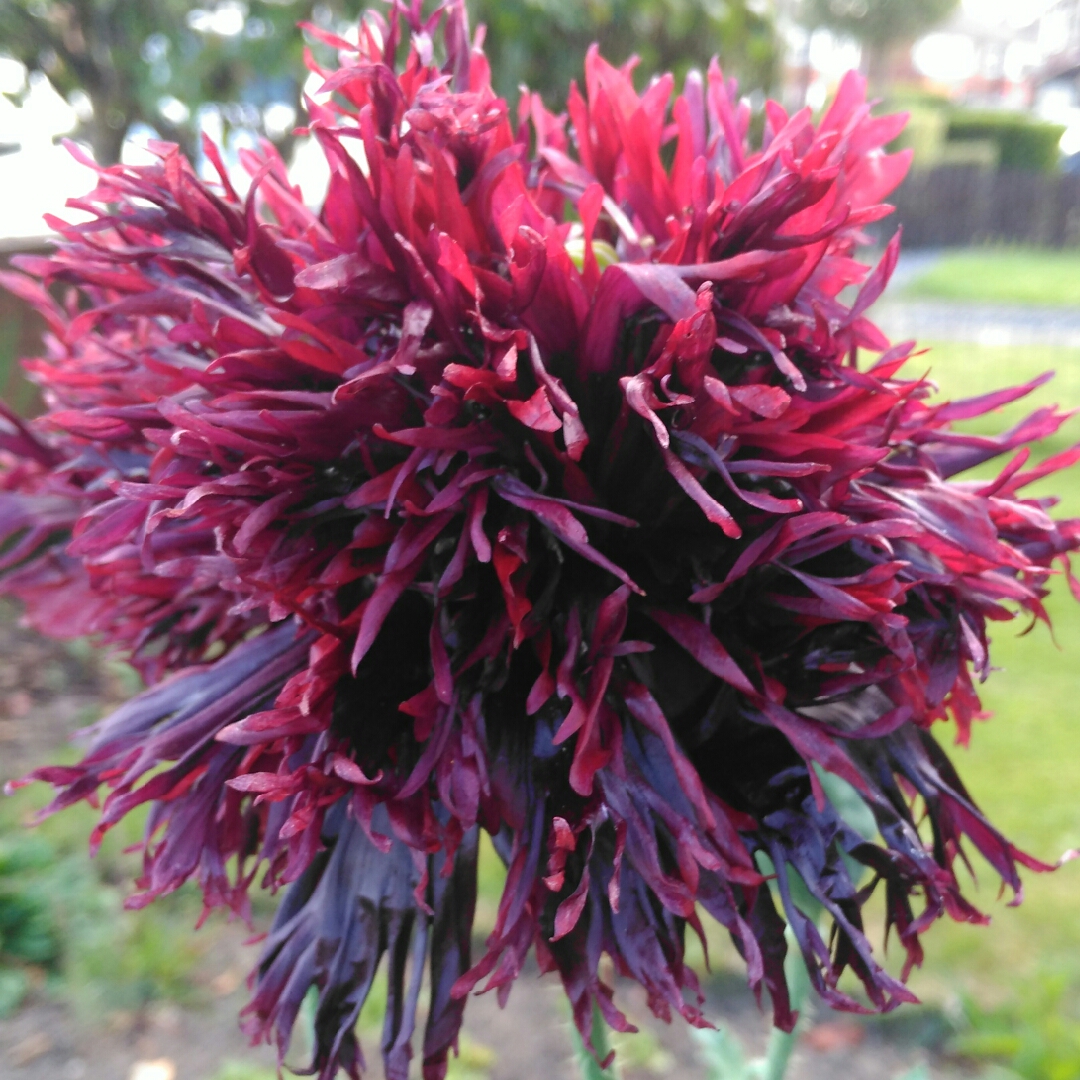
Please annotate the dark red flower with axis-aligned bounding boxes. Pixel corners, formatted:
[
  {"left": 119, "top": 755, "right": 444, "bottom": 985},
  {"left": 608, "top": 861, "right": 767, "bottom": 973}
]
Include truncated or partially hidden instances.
[{"left": 2, "top": 3, "right": 1079, "bottom": 1077}]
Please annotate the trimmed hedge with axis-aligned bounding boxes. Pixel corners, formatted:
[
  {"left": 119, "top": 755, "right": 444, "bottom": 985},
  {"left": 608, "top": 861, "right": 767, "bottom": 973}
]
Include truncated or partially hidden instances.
[{"left": 946, "top": 110, "right": 1065, "bottom": 173}]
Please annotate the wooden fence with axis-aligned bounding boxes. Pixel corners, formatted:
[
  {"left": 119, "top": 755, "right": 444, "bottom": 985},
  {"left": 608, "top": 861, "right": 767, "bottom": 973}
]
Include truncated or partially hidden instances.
[
  {"left": 877, "top": 166, "right": 1080, "bottom": 249},
  {"left": 0, "top": 245, "right": 47, "bottom": 415}
]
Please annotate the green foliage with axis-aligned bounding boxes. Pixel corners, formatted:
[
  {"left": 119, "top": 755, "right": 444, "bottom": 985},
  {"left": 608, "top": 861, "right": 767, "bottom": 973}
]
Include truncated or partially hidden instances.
[
  {"left": 694, "top": 1026, "right": 755, "bottom": 1080},
  {"left": 0, "top": 832, "right": 61, "bottom": 1016},
  {"left": 607, "top": 1028, "right": 673, "bottom": 1075},
  {"left": 800, "top": 0, "right": 958, "bottom": 51},
  {"left": 470, "top": 0, "right": 778, "bottom": 109},
  {"left": 949, "top": 977, "right": 1080, "bottom": 1080},
  {"left": 356, "top": 965, "right": 388, "bottom": 1035},
  {"left": 445, "top": 1034, "right": 496, "bottom": 1080},
  {"left": 0, "top": 0, "right": 780, "bottom": 167},
  {"left": 0, "top": 785, "right": 207, "bottom": 1018},
  {"left": 209, "top": 1063, "right": 279, "bottom": 1080},
  {"left": 901, "top": 248, "right": 1080, "bottom": 306},
  {"left": 0, "top": 968, "right": 29, "bottom": 1017},
  {"left": 691, "top": 924, "right": 815, "bottom": 1080},
  {"left": 0, "top": 283, "right": 43, "bottom": 417},
  {"left": 946, "top": 111, "right": 1065, "bottom": 174},
  {"left": 694, "top": 1019, "right": 932, "bottom": 1080},
  {"left": 0, "top": 0, "right": 347, "bottom": 164},
  {"left": 0, "top": 835, "right": 59, "bottom": 966},
  {"left": 883, "top": 86, "right": 951, "bottom": 110},
  {"left": 572, "top": 1000, "right": 622, "bottom": 1080},
  {"left": 58, "top": 866, "right": 206, "bottom": 1013},
  {"left": 887, "top": 106, "right": 948, "bottom": 169}
]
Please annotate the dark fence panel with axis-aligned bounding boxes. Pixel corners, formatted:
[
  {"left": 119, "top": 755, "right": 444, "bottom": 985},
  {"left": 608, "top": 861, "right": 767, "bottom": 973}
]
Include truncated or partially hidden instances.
[
  {"left": 0, "top": 244, "right": 48, "bottom": 415},
  {"left": 878, "top": 167, "right": 1080, "bottom": 249}
]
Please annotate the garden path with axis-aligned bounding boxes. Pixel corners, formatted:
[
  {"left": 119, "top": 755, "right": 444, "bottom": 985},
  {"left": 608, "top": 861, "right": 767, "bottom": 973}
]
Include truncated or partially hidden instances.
[{"left": 876, "top": 249, "right": 1080, "bottom": 347}]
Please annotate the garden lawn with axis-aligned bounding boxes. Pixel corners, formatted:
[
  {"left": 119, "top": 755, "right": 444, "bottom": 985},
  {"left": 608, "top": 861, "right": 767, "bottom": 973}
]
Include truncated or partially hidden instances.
[
  {"left": 876, "top": 341, "right": 1080, "bottom": 1005},
  {"left": 901, "top": 248, "right": 1080, "bottom": 307}
]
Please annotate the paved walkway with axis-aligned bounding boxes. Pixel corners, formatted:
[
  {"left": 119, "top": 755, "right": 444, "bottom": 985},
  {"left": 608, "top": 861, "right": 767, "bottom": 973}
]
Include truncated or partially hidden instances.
[
  {"left": 875, "top": 299, "right": 1080, "bottom": 347},
  {"left": 871, "top": 249, "right": 1080, "bottom": 347},
  {"left": 887, "top": 249, "right": 946, "bottom": 291}
]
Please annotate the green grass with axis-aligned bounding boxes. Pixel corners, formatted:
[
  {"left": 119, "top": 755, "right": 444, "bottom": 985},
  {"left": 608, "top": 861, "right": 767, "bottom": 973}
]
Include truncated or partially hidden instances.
[
  {"left": 908, "top": 340, "right": 1080, "bottom": 509},
  {"left": 673, "top": 341, "right": 1080, "bottom": 1074},
  {"left": 859, "top": 342, "right": 1080, "bottom": 1034},
  {"left": 901, "top": 248, "right": 1080, "bottom": 307},
  {"left": 948, "top": 976, "right": 1080, "bottom": 1080},
  {"left": 209, "top": 1065, "right": 279, "bottom": 1080}
]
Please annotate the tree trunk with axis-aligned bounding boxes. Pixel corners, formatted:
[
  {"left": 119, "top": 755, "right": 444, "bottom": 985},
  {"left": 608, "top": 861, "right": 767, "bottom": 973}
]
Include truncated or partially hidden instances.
[
  {"left": 864, "top": 41, "right": 892, "bottom": 94},
  {"left": 86, "top": 111, "right": 128, "bottom": 166}
]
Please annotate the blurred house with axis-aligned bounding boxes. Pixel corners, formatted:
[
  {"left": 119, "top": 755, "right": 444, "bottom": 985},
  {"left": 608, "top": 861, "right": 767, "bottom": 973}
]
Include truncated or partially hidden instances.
[
  {"left": 1032, "top": 0, "right": 1080, "bottom": 91},
  {"left": 914, "top": 8, "right": 1037, "bottom": 107},
  {"left": 1031, "top": 0, "right": 1080, "bottom": 155},
  {"left": 908, "top": 0, "right": 1080, "bottom": 116},
  {"left": 774, "top": 0, "right": 1080, "bottom": 117}
]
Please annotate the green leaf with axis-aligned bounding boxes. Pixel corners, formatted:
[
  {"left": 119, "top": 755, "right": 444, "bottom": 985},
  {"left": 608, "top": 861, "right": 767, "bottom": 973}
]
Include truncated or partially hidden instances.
[
  {"left": 572, "top": 1001, "right": 621, "bottom": 1080},
  {"left": 893, "top": 1066, "right": 932, "bottom": 1080},
  {"left": 693, "top": 1027, "right": 750, "bottom": 1080},
  {"left": 209, "top": 1063, "right": 279, "bottom": 1080},
  {"left": 0, "top": 968, "right": 28, "bottom": 1018}
]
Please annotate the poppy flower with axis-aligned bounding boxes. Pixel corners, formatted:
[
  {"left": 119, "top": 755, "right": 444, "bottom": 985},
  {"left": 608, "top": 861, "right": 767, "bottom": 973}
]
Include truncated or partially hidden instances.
[{"left": 2, "top": 3, "right": 1078, "bottom": 1078}]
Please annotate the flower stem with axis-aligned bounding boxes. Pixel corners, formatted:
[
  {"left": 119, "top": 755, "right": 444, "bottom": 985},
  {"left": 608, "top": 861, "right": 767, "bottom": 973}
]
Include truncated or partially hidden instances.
[
  {"left": 757, "top": 926, "right": 812, "bottom": 1080},
  {"left": 573, "top": 1000, "right": 621, "bottom": 1080}
]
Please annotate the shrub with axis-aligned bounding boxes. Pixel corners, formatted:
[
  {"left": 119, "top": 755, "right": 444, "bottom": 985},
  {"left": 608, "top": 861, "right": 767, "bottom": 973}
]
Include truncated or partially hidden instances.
[
  {"left": 888, "top": 105, "right": 949, "bottom": 169},
  {"left": 0, "top": 834, "right": 59, "bottom": 1016},
  {"left": 946, "top": 110, "right": 1065, "bottom": 173},
  {"left": 0, "top": 792, "right": 210, "bottom": 1019},
  {"left": 0, "top": 836, "right": 58, "bottom": 969}
]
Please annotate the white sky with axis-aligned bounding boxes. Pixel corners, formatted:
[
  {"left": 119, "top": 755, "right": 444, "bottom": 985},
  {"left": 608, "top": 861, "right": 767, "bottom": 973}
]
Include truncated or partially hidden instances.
[
  {"left": 962, "top": 0, "right": 1059, "bottom": 29},
  {"left": 0, "top": 68, "right": 95, "bottom": 244}
]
